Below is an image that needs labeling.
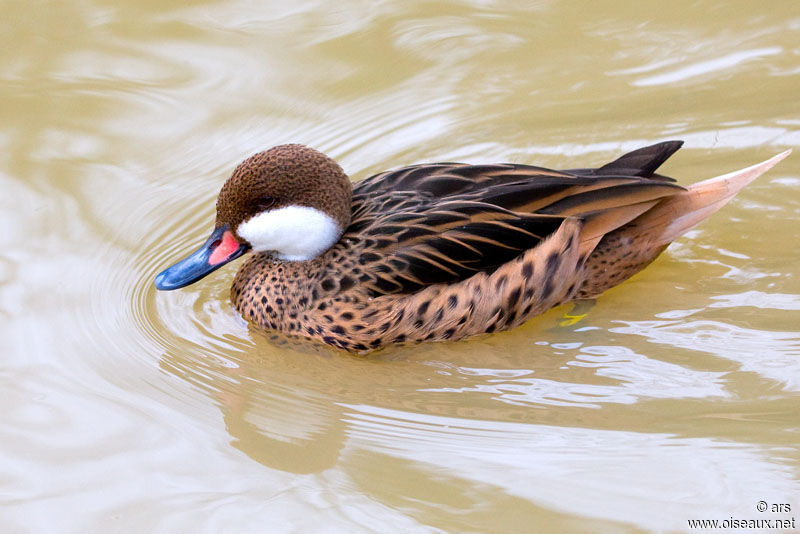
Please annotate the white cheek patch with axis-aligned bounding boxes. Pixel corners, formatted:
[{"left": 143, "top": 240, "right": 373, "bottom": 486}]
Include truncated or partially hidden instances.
[{"left": 237, "top": 205, "right": 343, "bottom": 261}]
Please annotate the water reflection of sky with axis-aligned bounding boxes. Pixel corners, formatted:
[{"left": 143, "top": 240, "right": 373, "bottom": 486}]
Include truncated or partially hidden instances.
[{"left": 2, "top": 0, "right": 799, "bottom": 531}]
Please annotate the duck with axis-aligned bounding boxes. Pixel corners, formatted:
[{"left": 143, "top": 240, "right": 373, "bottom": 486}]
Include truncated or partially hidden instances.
[{"left": 155, "top": 141, "right": 790, "bottom": 352}]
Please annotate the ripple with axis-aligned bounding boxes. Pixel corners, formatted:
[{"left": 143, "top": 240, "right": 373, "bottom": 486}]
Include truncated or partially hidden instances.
[
  {"left": 629, "top": 47, "right": 783, "bottom": 87},
  {"left": 420, "top": 343, "right": 728, "bottom": 408},
  {"left": 611, "top": 320, "right": 800, "bottom": 391},
  {"left": 342, "top": 404, "right": 800, "bottom": 533},
  {"left": 3, "top": 1, "right": 799, "bottom": 532},
  {"left": 709, "top": 290, "right": 800, "bottom": 311}
]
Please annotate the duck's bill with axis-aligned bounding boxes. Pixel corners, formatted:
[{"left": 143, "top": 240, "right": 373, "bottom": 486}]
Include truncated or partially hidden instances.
[{"left": 154, "top": 226, "right": 248, "bottom": 290}]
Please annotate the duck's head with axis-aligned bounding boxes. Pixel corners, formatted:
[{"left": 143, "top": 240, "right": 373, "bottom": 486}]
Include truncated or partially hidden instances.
[{"left": 155, "top": 144, "right": 352, "bottom": 290}]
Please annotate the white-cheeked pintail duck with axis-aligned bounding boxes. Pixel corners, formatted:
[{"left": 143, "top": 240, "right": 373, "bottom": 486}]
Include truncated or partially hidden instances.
[{"left": 155, "top": 142, "right": 790, "bottom": 352}]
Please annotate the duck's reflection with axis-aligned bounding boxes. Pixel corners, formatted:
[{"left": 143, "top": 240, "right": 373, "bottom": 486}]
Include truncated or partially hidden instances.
[
  {"left": 157, "top": 307, "right": 799, "bottom": 478},
  {"left": 217, "top": 371, "right": 346, "bottom": 474},
  {"left": 160, "top": 329, "right": 353, "bottom": 472}
]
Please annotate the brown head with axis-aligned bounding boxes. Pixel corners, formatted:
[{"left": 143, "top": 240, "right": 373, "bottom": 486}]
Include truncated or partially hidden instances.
[
  {"left": 155, "top": 144, "right": 352, "bottom": 290},
  {"left": 216, "top": 144, "right": 352, "bottom": 235}
]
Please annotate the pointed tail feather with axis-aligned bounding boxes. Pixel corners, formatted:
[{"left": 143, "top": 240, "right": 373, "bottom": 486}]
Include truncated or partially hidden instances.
[
  {"left": 566, "top": 140, "right": 684, "bottom": 179},
  {"left": 629, "top": 150, "right": 791, "bottom": 246},
  {"left": 596, "top": 140, "right": 684, "bottom": 178}
]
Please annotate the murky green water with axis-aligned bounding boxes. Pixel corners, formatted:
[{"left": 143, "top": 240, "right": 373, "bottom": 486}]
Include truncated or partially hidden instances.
[{"left": 2, "top": 1, "right": 799, "bottom": 532}]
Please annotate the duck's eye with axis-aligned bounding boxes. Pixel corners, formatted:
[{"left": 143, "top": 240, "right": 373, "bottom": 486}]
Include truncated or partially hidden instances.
[{"left": 256, "top": 197, "right": 275, "bottom": 210}]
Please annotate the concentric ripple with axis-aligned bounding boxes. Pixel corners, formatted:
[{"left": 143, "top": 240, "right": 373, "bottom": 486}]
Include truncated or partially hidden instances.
[{"left": 3, "top": 1, "right": 798, "bottom": 532}]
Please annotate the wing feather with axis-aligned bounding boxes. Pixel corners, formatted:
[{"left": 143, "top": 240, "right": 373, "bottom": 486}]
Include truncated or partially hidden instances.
[{"left": 345, "top": 141, "right": 686, "bottom": 296}]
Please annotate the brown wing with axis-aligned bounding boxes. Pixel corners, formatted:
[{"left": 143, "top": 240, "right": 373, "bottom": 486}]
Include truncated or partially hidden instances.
[
  {"left": 346, "top": 141, "right": 686, "bottom": 296},
  {"left": 345, "top": 196, "right": 566, "bottom": 295}
]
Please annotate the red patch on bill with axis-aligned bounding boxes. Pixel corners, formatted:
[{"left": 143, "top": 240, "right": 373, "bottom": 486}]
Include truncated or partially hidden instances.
[{"left": 209, "top": 230, "right": 241, "bottom": 265}]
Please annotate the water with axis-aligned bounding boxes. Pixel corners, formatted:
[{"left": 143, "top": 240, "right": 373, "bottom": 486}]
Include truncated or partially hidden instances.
[{"left": 2, "top": 1, "right": 799, "bottom": 532}]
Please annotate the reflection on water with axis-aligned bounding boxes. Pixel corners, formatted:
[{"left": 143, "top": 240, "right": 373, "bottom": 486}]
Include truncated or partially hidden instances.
[{"left": 2, "top": 0, "right": 799, "bottom": 531}]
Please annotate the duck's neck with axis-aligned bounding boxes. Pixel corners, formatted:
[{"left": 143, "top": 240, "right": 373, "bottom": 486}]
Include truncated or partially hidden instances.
[
  {"left": 237, "top": 205, "right": 343, "bottom": 261},
  {"left": 231, "top": 253, "right": 323, "bottom": 330}
]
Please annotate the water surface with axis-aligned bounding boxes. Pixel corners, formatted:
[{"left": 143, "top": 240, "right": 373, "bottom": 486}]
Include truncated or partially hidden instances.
[{"left": 2, "top": 1, "right": 799, "bottom": 532}]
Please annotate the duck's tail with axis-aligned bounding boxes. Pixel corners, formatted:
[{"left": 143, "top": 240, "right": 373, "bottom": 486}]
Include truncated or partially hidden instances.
[
  {"left": 630, "top": 149, "right": 792, "bottom": 246},
  {"left": 574, "top": 149, "right": 791, "bottom": 299}
]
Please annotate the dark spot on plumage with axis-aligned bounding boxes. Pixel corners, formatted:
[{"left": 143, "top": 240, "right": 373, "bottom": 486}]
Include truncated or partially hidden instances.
[
  {"left": 370, "top": 338, "right": 382, "bottom": 348},
  {"left": 458, "top": 315, "right": 467, "bottom": 325},
  {"left": 317, "top": 302, "right": 327, "bottom": 311},
  {"left": 275, "top": 297, "right": 284, "bottom": 305},
  {"left": 289, "top": 311, "right": 297, "bottom": 319},
  {"left": 433, "top": 309, "right": 443, "bottom": 322},
  {"left": 425, "top": 332, "right": 436, "bottom": 340},
  {"left": 331, "top": 325, "right": 346, "bottom": 335},
  {"left": 298, "top": 297, "right": 308, "bottom": 307},
  {"left": 352, "top": 324, "right": 365, "bottom": 331},
  {"left": 339, "top": 276, "right": 355, "bottom": 290},
  {"left": 522, "top": 261, "right": 534, "bottom": 278},
  {"left": 306, "top": 327, "right": 315, "bottom": 335},
  {"left": 509, "top": 287, "right": 521, "bottom": 307},
  {"left": 443, "top": 328, "right": 455, "bottom": 339},
  {"left": 417, "top": 301, "right": 430, "bottom": 317},
  {"left": 379, "top": 321, "right": 391, "bottom": 333},
  {"left": 261, "top": 296, "right": 267, "bottom": 304},
  {"left": 322, "top": 336, "right": 337, "bottom": 346},
  {"left": 541, "top": 279, "right": 555, "bottom": 300},
  {"left": 447, "top": 295, "right": 458, "bottom": 309},
  {"left": 353, "top": 343, "right": 368, "bottom": 351},
  {"left": 506, "top": 311, "right": 517, "bottom": 324},
  {"left": 340, "top": 311, "right": 354, "bottom": 320},
  {"left": 393, "top": 334, "right": 406, "bottom": 343},
  {"left": 486, "top": 323, "right": 496, "bottom": 333},
  {"left": 545, "top": 252, "right": 560, "bottom": 278},
  {"left": 359, "top": 252, "right": 381, "bottom": 264},
  {"left": 414, "top": 319, "right": 424, "bottom": 328},
  {"left": 363, "top": 309, "right": 379, "bottom": 319},
  {"left": 321, "top": 278, "right": 336, "bottom": 291},
  {"left": 495, "top": 275, "right": 507, "bottom": 290}
]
